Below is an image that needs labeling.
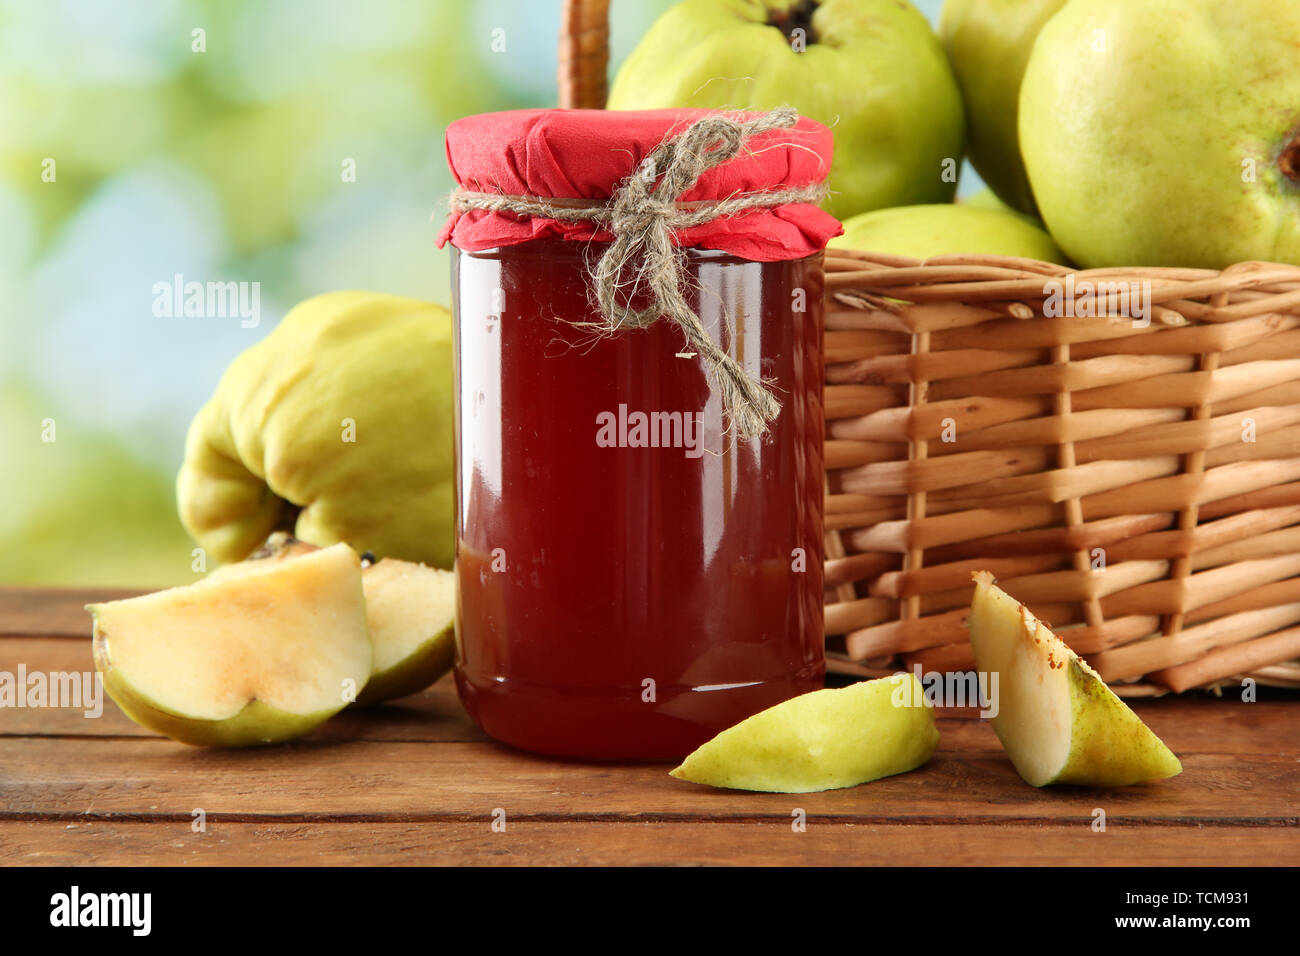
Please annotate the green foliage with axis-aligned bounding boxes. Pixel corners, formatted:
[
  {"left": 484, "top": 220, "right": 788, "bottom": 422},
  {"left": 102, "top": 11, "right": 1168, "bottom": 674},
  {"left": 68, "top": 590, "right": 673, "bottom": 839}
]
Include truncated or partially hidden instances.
[
  {"left": 0, "top": 383, "right": 196, "bottom": 587},
  {"left": 0, "top": 0, "right": 729, "bottom": 585}
]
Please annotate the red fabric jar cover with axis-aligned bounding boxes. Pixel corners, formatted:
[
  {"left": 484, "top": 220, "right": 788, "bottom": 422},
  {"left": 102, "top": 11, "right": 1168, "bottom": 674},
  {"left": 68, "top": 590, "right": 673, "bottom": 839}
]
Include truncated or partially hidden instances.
[{"left": 437, "top": 108, "right": 841, "bottom": 261}]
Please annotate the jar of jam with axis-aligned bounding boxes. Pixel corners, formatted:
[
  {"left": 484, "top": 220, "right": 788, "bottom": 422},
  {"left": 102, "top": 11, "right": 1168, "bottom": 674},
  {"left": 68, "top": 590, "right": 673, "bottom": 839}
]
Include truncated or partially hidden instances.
[{"left": 439, "top": 108, "right": 838, "bottom": 759}]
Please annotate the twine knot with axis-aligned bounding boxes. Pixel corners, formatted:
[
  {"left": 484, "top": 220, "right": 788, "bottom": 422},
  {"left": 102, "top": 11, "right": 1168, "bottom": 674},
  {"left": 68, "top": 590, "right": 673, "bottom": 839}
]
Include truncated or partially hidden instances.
[{"left": 450, "top": 107, "right": 826, "bottom": 440}]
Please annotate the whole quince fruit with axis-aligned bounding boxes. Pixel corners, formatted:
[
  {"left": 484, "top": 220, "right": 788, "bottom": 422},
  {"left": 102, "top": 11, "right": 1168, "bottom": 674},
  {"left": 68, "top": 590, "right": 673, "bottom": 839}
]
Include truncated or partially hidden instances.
[
  {"left": 831, "top": 203, "right": 1066, "bottom": 263},
  {"left": 177, "top": 291, "right": 454, "bottom": 568},
  {"left": 939, "top": 0, "right": 1068, "bottom": 216},
  {"left": 1020, "top": 0, "right": 1300, "bottom": 268},
  {"left": 608, "top": 0, "right": 965, "bottom": 221}
]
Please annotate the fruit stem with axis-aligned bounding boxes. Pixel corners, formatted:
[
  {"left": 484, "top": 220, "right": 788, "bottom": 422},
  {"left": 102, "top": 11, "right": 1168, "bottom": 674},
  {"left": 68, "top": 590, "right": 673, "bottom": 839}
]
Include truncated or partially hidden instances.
[
  {"left": 276, "top": 502, "right": 303, "bottom": 533},
  {"left": 767, "top": 0, "right": 819, "bottom": 47},
  {"left": 1281, "top": 130, "right": 1300, "bottom": 185}
]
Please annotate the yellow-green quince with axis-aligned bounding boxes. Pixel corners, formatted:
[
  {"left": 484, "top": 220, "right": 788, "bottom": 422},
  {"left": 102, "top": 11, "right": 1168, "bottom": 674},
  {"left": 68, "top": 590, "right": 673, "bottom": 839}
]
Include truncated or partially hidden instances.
[
  {"left": 608, "top": 0, "right": 965, "bottom": 221},
  {"left": 177, "top": 291, "right": 454, "bottom": 568},
  {"left": 831, "top": 203, "right": 1066, "bottom": 262},
  {"left": 939, "top": 0, "right": 1068, "bottom": 215},
  {"left": 1020, "top": 0, "right": 1300, "bottom": 268}
]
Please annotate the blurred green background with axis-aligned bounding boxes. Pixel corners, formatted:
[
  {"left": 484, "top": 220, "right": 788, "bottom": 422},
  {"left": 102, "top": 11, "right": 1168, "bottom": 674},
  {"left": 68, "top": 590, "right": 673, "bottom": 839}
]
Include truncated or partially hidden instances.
[{"left": 1, "top": 0, "right": 952, "bottom": 587}]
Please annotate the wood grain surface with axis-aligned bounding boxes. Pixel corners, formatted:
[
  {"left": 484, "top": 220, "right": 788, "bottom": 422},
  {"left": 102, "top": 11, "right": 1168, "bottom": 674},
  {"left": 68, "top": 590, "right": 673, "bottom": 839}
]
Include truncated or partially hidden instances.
[{"left": 2, "top": 589, "right": 1296, "bottom": 866}]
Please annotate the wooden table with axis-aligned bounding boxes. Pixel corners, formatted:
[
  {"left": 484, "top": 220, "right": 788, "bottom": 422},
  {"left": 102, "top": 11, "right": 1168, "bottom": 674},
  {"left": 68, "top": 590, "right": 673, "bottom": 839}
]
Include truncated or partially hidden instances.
[{"left": 2, "top": 587, "right": 1297, "bottom": 866}]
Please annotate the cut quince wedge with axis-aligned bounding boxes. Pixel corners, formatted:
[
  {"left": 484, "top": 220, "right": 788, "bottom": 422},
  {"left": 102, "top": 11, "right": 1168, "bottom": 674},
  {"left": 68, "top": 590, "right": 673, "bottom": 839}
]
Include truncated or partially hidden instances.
[
  {"left": 968, "top": 571, "right": 1182, "bottom": 787},
  {"left": 210, "top": 533, "right": 455, "bottom": 705},
  {"left": 670, "top": 674, "right": 939, "bottom": 793},
  {"left": 352, "top": 557, "right": 455, "bottom": 706},
  {"left": 89, "top": 543, "right": 371, "bottom": 746}
]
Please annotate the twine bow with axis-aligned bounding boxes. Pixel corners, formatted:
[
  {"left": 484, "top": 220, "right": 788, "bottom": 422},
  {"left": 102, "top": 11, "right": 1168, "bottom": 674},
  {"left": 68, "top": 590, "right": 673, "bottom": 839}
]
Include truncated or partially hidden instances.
[{"left": 449, "top": 107, "right": 826, "bottom": 440}]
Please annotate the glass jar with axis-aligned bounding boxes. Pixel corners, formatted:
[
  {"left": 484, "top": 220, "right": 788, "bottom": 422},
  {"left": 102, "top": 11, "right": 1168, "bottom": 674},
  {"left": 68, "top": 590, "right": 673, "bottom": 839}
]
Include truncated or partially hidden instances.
[
  {"left": 440, "top": 108, "right": 837, "bottom": 759},
  {"left": 451, "top": 237, "right": 824, "bottom": 758}
]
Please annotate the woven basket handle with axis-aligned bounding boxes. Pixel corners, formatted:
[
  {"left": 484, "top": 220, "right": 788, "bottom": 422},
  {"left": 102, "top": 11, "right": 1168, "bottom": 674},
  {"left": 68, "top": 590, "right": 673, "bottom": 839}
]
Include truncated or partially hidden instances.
[{"left": 558, "top": 0, "right": 611, "bottom": 108}]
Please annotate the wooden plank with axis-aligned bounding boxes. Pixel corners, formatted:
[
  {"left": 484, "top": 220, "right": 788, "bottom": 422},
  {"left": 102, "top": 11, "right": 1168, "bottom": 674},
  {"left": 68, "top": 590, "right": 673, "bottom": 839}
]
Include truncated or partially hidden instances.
[
  {"left": 0, "top": 638, "right": 487, "bottom": 742},
  {"left": 4, "top": 586, "right": 1296, "bottom": 868},
  {"left": 0, "top": 588, "right": 144, "bottom": 637},
  {"left": 2, "top": 636, "right": 1296, "bottom": 754},
  {"left": 0, "top": 738, "right": 1294, "bottom": 826},
  {"left": 931, "top": 698, "right": 1300, "bottom": 756},
  {"left": 0, "top": 819, "right": 1293, "bottom": 867}
]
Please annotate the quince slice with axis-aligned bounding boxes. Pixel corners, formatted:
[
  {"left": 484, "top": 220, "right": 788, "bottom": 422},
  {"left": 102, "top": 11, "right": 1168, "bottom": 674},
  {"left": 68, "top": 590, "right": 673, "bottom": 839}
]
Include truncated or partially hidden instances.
[
  {"left": 90, "top": 543, "right": 370, "bottom": 746},
  {"left": 670, "top": 674, "right": 939, "bottom": 793},
  {"left": 210, "top": 533, "right": 455, "bottom": 705},
  {"left": 353, "top": 557, "right": 455, "bottom": 706},
  {"left": 968, "top": 571, "right": 1181, "bottom": 787}
]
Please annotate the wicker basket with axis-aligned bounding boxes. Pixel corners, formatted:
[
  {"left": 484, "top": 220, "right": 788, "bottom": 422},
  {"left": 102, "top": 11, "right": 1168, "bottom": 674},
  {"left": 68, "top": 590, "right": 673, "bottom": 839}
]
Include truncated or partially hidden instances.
[{"left": 557, "top": 0, "right": 1300, "bottom": 695}]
